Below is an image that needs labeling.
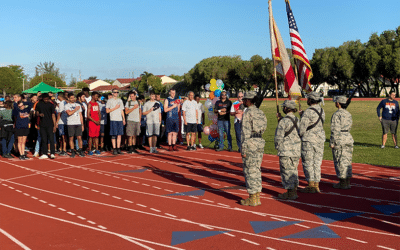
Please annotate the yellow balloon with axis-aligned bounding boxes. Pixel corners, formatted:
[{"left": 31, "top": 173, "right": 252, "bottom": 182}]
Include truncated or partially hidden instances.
[
  {"left": 210, "top": 84, "right": 217, "bottom": 91},
  {"left": 210, "top": 79, "right": 217, "bottom": 85}
]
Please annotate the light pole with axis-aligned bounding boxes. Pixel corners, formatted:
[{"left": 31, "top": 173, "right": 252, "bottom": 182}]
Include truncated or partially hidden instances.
[{"left": 19, "top": 76, "right": 25, "bottom": 91}]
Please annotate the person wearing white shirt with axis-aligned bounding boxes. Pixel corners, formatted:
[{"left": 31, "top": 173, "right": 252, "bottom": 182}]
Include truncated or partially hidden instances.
[{"left": 182, "top": 91, "right": 199, "bottom": 151}]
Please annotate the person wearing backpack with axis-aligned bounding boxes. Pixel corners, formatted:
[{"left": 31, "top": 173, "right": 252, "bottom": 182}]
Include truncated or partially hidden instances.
[{"left": 299, "top": 92, "right": 325, "bottom": 194}]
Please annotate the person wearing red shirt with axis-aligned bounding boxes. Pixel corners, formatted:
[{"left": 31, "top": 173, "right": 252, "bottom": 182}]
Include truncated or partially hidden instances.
[{"left": 87, "top": 92, "right": 101, "bottom": 155}]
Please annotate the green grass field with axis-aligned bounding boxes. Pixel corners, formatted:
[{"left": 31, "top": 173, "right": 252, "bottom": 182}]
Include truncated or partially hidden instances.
[{"left": 201, "top": 99, "right": 400, "bottom": 167}]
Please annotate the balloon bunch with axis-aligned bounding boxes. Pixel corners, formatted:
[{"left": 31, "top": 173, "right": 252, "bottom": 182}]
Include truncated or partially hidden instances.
[{"left": 203, "top": 78, "right": 225, "bottom": 143}]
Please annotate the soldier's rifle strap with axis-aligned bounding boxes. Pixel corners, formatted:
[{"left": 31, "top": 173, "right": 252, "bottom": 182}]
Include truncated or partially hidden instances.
[
  {"left": 306, "top": 107, "right": 324, "bottom": 131},
  {"left": 284, "top": 116, "right": 299, "bottom": 137}
]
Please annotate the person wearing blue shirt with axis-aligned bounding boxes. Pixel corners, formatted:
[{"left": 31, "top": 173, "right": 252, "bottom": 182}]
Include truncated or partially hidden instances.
[
  {"left": 164, "top": 89, "right": 180, "bottom": 151},
  {"left": 377, "top": 91, "right": 399, "bottom": 149},
  {"left": 13, "top": 101, "right": 31, "bottom": 160}
]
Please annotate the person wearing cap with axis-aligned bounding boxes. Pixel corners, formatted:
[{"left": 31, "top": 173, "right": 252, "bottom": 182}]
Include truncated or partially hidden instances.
[
  {"left": 240, "top": 91, "right": 267, "bottom": 206},
  {"left": 330, "top": 96, "right": 354, "bottom": 189},
  {"left": 299, "top": 91, "right": 325, "bottom": 193},
  {"left": 275, "top": 100, "right": 301, "bottom": 200},
  {"left": 143, "top": 92, "right": 162, "bottom": 153},
  {"left": 106, "top": 88, "right": 125, "bottom": 155}
]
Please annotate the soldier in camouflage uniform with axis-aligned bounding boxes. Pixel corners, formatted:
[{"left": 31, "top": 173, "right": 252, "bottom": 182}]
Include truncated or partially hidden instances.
[
  {"left": 330, "top": 96, "right": 354, "bottom": 189},
  {"left": 275, "top": 100, "right": 301, "bottom": 200},
  {"left": 240, "top": 91, "right": 268, "bottom": 206},
  {"left": 299, "top": 92, "right": 325, "bottom": 193}
]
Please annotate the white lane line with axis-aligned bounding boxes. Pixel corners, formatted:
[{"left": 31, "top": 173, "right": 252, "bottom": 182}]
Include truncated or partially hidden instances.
[
  {"left": 164, "top": 189, "right": 173, "bottom": 192},
  {"left": 165, "top": 213, "right": 177, "bottom": 218},
  {"left": 98, "top": 225, "right": 107, "bottom": 230},
  {"left": 152, "top": 186, "right": 161, "bottom": 189},
  {"left": 346, "top": 237, "right": 367, "bottom": 243},
  {"left": 150, "top": 208, "right": 161, "bottom": 212},
  {"left": 137, "top": 204, "right": 147, "bottom": 208},
  {"left": 8, "top": 186, "right": 14, "bottom": 189},
  {"left": 113, "top": 176, "right": 120, "bottom": 179},
  {"left": 16, "top": 190, "right": 22, "bottom": 193},
  {"left": 190, "top": 196, "right": 199, "bottom": 199},
  {"left": 58, "top": 208, "right": 66, "bottom": 211},
  {"left": 91, "top": 189, "right": 100, "bottom": 192},
  {"left": 2, "top": 184, "right": 8, "bottom": 186},
  {"left": 0, "top": 227, "right": 31, "bottom": 250},
  {"left": 39, "top": 200, "right": 47, "bottom": 204},
  {"left": 271, "top": 217, "right": 286, "bottom": 222},
  {"left": 241, "top": 239, "right": 260, "bottom": 245},
  {"left": 217, "top": 203, "right": 230, "bottom": 207},
  {"left": 202, "top": 199, "right": 214, "bottom": 203},
  {"left": 31, "top": 196, "right": 38, "bottom": 200},
  {"left": 73, "top": 183, "right": 80, "bottom": 186},
  {"left": 142, "top": 183, "right": 150, "bottom": 187},
  {"left": 77, "top": 216, "right": 86, "bottom": 220},
  {"left": 64, "top": 181, "right": 71, "bottom": 183},
  {"left": 122, "top": 178, "right": 130, "bottom": 181},
  {"left": 48, "top": 204, "right": 56, "bottom": 207},
  {"left": 101, "top": 193, "right": 110, "bottom": 196},
  {"left": 295, "top": 224, "right": 310, "bottom": 229},
  {"left": 81, "top": 186, "right": 89, "bottom": 189},
  {"left": 131, "top": 181, "right": 139, "bottom": 184},
  {"left": 199, "top": 224, "right": 214, "bottom": 230},
  {"left": 211, "top": 183, "right": 221, "bottom": 186},
  {"left": 87, "top": 220, "right": 96, "bottom": 225},
  {"left": 23, "top": 193, "right": 30, "bottom": 196},
  {"left": 224, "top": 232, "right": 235, "bottom": 237},
  {"left": 56, "top": 178, "right": 63, "bottom": 181},
  {"left": 104, "top": 174, "right": 111, "bottom": 176},
  {"left": 124, "top": 200, "right": 133, "bottom": 203},
  {"left": 377, "top": 246, "right": 396, "bottom": 250},
  {"left": 266, "top": 248, "right": 276, "bottom": 250},
  {"left": 67, "top": 212, "right": 76, "bottom": 216},
  {"left": 112, "top": 196, "right": 122, "bottom": 199}
]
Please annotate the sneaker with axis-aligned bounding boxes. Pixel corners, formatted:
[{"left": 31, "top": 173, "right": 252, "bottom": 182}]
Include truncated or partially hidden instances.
[
  {"left": 23, "top": 155, "right": 29, "bottom": 160},
  {"left": 7, "top": 153, "right": 14, "bottom": 158},
  {"left": 70, "top": 150, "right": 76, "bottom": 158},
  {"left": 395, "top": 146, "right": 399, "bottom": 149},
  {"left": 88, "top": 151, "right": 94, "bottom": 156},
  {"left": 153, "top": 149, "right": 159, "bottom": 154},
  {"left": 127, "top": 146, "right": 133, "bottom": 154},
  {"left": 79, "top": 150, "right": 85, "bottom": 157},
  {"left": 216, "top": 148, "right": 224, "bottom": 152},
  {"left": 198, "top": 144, "right": 204, "bottom": 149},
  {"left": 2, "top": 154, "right": 8, "bottom": 158},
  {"left": 187, "top": 146, "right": 192, "bottom": 151},
  {"left": 117, "top": 148, "right": 124, "bottom": 155},
  {"left": 33, "top": 152, "right": 39, "bottom": 157},
  {"left": 149, "top": 147, "right": 154, "bottom": 153},
  {"left": 50, "top": 154, "right": 55, "bottom": 159},
  {"left": 193, "top": 144, "right": 196, "bottom": 148},
  {"left": 191, "top": 146, "right": 197, "bottom": 151},
  {"left": 59, "top": 151, "right": 68, "bottom": 156},
  {"left": 112, "top": 149, "right": 118, "bottom": 155},
  {"left": 95, "top": 150, "right": 101, "bottom": 155},
  {"left": 381, "top": 145, "right": 385, "bottom": 149},
  {"left": 55, "top": 150, "right": 61, "bottom": 154},
  {"left": 19, "top": 155, "right": 25, "bottom": 160},
  {"left": 39, "top": 154, "right": 49, "bottom": 159}
]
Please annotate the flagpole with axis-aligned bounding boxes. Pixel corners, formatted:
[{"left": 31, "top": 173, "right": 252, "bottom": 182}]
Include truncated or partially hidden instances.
[{"left": 269, "top": 0, "right": 280, "bottom": 114}]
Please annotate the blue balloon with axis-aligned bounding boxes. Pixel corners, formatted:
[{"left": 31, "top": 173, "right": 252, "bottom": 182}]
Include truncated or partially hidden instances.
[
  {"left": 208, "top": 135, "right": 216, "bottom": 142},
  {"left": 208, "top": 107, "right": 213, "bottom": 112},
  {"left": 214, "top": 89, "right": 221, "bottom": 97}
]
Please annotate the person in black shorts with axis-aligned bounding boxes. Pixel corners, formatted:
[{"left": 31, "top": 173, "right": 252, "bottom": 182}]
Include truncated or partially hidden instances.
[{"left": 13, "top": 101, "right": 31, "bottom": 160}]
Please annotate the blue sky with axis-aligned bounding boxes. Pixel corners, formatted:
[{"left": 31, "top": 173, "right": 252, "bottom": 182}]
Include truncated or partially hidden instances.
[{"left": 1, "top": 0, "right": 398, "bottom": 83}]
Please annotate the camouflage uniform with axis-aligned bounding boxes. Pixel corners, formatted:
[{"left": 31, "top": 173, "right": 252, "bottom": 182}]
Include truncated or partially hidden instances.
[
  {"left": 275, "top": 112, "right": 301, "bottom": 190},
  {"left": 241, "top": 105, "right": 267, "bottom": 195},
  {"left": 330, "top": 96, "right": 353, "bottom": 182},
  {"left": 299, "top": 93, "right": 326, "bottom": 184}
]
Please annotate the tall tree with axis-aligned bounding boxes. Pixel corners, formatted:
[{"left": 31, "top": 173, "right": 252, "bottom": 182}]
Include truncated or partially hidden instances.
[
  {"left": 0, "top": 67, "right": 21, "bottom": 95},
  {"left": 30, "top": 74, "right": 66, "bottom": 88}
]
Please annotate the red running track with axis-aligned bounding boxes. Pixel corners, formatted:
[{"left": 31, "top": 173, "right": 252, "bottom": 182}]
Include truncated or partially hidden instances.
[{"left": 0, "top": 147, "right": 399, "bottom": 250}]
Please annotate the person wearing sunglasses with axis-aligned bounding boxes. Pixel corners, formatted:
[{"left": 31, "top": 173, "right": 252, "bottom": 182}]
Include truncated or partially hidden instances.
[
  {"left": 106, "top": 89, "right": 125, "bottom": 155},
  {"left": 214, "top": 91, "right": 233, "bottom": 152}
]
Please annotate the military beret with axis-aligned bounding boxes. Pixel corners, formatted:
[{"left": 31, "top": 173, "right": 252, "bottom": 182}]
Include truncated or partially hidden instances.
[
  {"left": 307, "top": 92, "right": 321, "bottom": 101},
  {"left": 333, "top": 95, "right": 347, "bottom": 104},
  {"left": 281, "top": 100, "right": 297, "bottom": 109},
  {"left": 243, "top": 91, "right": 257, "bottom": 100}
]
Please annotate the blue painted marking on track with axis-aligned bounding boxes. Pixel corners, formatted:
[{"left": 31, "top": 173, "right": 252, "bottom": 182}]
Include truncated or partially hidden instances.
[
  {"left": 315, "top": 213, "right": 363, "bottom": 224},
  {"left": 282, "top": 225, "right": 340, "bottom": 239},
  {"left": 250, "top": 221, "right": 303, "bottom": 234},
  {"left": 171, "top": 231, "right": 229, "bottom": 246},
  {"left": 372, "top": 205, "right": 400, "bottom": 215}
]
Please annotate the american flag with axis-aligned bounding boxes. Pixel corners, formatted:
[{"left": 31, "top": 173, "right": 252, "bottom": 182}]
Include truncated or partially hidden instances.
[
  {"left": 269, "top": 0, "right": 302, "bottom": 100},
  {"left": 286, "top": 0, "right": 312, "bottom": 92}
]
